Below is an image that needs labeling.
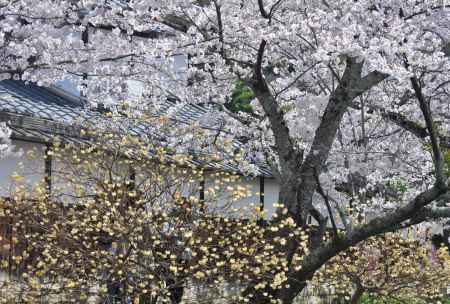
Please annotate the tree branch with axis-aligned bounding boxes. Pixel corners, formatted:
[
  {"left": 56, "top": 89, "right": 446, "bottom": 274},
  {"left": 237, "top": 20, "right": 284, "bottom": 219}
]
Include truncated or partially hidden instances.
[
  {"left": 351, "top": 102, "right": 450, "bottom": 149},
  {"left": 213, "top": 0, "right": 225, "bottom": 56},
  {"left": 257, "top": 0, "right": 285, "bottom": 23},
  {"left": 286, "top": 185, "right": 448, "bottom": 299},
  {"left": 296, "top": 58, "right": 387, "bottom": 225},
  {"left": 0, "top": 53, "right": 138, "bottom": 77},
  {"left": 314, "top": 170, "right": 338, "bottom": 238},
  {"left": 249, "top": 40, "right": 301, "bottom": 175},
  {"left": 411, "top": 76, "right": 447, "bottom": 189},
  {"left": 257, "top": 0, "right": 270, "bottom": 19},
  {"left": 405, "top": 205, "right": 450, "bottom": 226},
  {"left": 354, "top": 70, "right": 389, "bottom": 97},
  {"left": 309, "top": 206, "right": 328, "bottom": 247},
  {"left": 254, "top": 40, "right": 267, "bottom": 83}
]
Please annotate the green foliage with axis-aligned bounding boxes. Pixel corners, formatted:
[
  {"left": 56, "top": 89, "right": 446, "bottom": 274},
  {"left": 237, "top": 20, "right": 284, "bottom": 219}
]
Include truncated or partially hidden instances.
[
  {"left": 442, "top": 298, "right": 450, "bottom": 304},
  {"left": 388, "top": 178, "right": 409, "bottom": 194},
  {"left": 225, "top": 80, "right": 254, "bottom": 114}
]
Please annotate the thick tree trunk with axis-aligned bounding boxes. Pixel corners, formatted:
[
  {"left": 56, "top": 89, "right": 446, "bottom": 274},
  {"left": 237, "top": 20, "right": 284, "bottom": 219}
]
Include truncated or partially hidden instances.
[
  {"left": 241, "top": 39, "right": 441, "bottom": 304},
  {"left": 169, "top": 285, "right": 184, "bottom": 304},
  {"left": 277, "top": 279, "right": 308, "bottom": 304}
]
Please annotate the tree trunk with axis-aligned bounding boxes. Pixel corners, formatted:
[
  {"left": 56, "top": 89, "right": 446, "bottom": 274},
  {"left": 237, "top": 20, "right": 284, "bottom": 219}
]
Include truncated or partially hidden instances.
[
  {"left": 240, "top": 280, "right": 307, "bottom": 304},
  {"left": 443, "top": 220, "right": 450, "bottom": 254},
  {"left": 349, "top": 285, "right": 364, "bottom": 304}
]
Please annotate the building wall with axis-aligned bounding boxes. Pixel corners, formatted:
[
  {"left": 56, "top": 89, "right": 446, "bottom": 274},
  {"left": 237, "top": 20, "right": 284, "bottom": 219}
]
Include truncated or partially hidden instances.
[
  {"left": 264, "top": 178, "right": 280, "bottom": 219},
  {"left": 203, "top": 172, "right": 280, "bottom": 219},
  {"left": 0, "top": 140, "right": 46, "bottom": 197},
  {"left": 51, "top": 146, "right": 94, "bottom": 204},
  {"left": 203, "top": 172, "right": 259, "bottom": 216},
  {"left": 135, "top": 164, "right": 201, "bottom": 210},
  {"left": 0, "top": 139, "right": 281, "bottom": 219}
]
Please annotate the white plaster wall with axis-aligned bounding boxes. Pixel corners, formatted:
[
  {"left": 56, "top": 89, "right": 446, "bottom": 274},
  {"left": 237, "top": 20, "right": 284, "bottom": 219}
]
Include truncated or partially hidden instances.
[
  {"left": 51, "top": 148, "right": 202, "bottom": 206},
  {"left": 263, "top": 178, "right": 280, "bottom": 219},
  {"left": 51, "top": 148, "right": 83, "bottom": 203},
  {"left": 51, "top": 149, "right": 136, "bottom": 204},
  {"left": 203, "top": 172, "right": 259, "bottom": 217},
  {"left": 229, "top": 176, "right": 260, "bottom": 215},
  {"left": 0, "top": 140, "right": 45, "bottom": 197},
  {"left": 135, "top": 164, "right": 201, "bottom": 208},
  {"left": 0, "top": 139, "right": 283, "bottom": 220},
  {"left": 203, "top": 173, "right": 281, "bottom": 219}
]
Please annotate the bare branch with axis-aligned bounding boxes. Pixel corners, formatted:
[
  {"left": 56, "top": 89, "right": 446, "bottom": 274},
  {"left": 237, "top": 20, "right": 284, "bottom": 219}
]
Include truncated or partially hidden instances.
[
  {"left": 254, "top": 40, "right": 267, "bottom": 83},
  {"left": 267, "top": 0, "right": 285, "bottom": 20},
  {"left": 351, "top": 102, "right": 450, "bottom": 149},
  {"left": 0, "top": 53, "right": 137, "bottom": 77},
  {"left": 354, "top": 70, "right": 389, "bottom": 97},
  {"left": 257, "top": 0, "right": 270, "bottom": 19},
  {"left": 314, "top": 170, "right": 338, "bottom": 238},
  {"left": 309, "top": 206, "right": 328, "bottom": 248},
  {"left": 274, "top": 63, "right": 317, "bottom": 99},
  {"left": 257, "top": 0, "right": 284, "bottom": 23},
  {"left": 213, "top": 0, "right": 224, "bottom": 56},
  {"left": 404, "top": 5, "right": 450, "bottom": 21},
  {"left": 411, "top": 76, "right": 447, "bottom": 189}
]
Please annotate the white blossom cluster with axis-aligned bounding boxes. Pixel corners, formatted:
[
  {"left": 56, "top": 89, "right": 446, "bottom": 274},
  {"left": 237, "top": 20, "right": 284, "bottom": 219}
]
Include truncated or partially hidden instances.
[{"left": 0, "top": 121, "right": 14, "bottom": 158}]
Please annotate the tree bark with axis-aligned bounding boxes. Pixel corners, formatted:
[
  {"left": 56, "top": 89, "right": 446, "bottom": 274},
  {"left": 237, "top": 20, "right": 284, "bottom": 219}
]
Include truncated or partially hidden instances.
[
  {"left": 241, "top": 45, "right": 393, "bottom": 303},
  {"left": 350, "top": 284, "right": 364, "bottom": 304}
]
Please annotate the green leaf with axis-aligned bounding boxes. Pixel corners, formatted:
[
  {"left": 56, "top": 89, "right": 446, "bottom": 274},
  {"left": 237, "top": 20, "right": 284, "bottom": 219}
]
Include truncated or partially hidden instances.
[{"left": 225, "top": 80, "right": 255, "bottom": 114}]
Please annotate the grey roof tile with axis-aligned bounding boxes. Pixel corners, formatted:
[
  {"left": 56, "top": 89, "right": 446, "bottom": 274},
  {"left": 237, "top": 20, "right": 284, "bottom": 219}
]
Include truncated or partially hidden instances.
[{"left": 0, "top": 80, "right": 273, "bottom": 178}]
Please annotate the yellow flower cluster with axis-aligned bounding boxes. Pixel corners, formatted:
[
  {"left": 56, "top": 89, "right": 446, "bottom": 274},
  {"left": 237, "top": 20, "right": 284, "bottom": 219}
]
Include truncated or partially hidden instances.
[{"left": 0, "top": 123, "right": 309, "bottom": 304}]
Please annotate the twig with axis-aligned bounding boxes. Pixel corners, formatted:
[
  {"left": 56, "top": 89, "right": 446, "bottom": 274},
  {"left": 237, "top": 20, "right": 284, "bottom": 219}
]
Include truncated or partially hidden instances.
[{"left": 314, "top": 169, "right": 339, "bottom": 238}]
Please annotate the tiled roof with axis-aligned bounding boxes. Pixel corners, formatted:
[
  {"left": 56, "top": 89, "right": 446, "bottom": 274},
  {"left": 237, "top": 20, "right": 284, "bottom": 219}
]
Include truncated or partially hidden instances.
[
  {"left": 0, "top": 80, "right": 273, "bottom": 178},
  {"left": 0, "top": 80, "right": 85, "bottom": 123}
]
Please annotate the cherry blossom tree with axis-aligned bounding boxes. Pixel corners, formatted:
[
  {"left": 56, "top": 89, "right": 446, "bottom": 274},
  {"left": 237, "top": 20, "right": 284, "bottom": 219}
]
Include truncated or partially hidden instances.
[{"left": 1, "top": 0, "right": 450, "bottom": 303}]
